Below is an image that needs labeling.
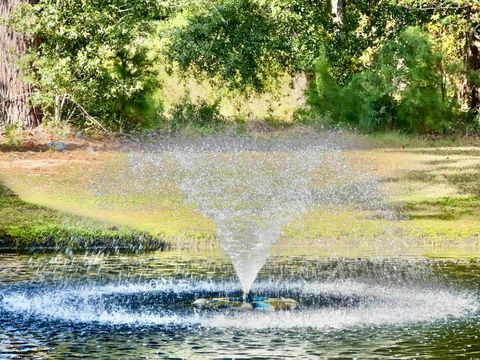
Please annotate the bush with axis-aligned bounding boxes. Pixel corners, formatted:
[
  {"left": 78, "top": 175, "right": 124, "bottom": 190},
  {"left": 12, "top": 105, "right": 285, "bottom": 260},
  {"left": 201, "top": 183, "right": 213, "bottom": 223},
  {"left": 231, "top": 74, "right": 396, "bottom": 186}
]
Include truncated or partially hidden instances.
[
  {"left": 306, "top": 47, "right": 342, "bottom": 126},
  {"left": 308, "top": 27, "right": 459, "bottom": 134},
  {"left": 168, "top": 98, "right": 224, "bottom": 133},
  {"left": 5, "top": 124, "right": 23, "bottom": 147},
  {"left": 12, "top": 0, "right": 165, "bottom": 133}
]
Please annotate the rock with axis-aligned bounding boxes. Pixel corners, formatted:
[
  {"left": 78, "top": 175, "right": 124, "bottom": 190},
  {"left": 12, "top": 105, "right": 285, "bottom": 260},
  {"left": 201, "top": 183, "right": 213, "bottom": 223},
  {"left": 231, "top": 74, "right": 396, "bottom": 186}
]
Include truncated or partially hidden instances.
[
  {"left": 264, "top": 297, "right": 298, "bottom": 310},
  {"left": 75, "top": 131, "right": 86, "bottom": 140},
  {"left": 240, "top": 302, "right": 253, "bottom": 311},
  {"left": 202, "top": 297, "right": 243, "bottom": 309},
  {"left": 47, "top": 141, "right": 67, "bottom": 152},
  {"left": 192, "top": 298, "right": 209, "bottom": 307}
]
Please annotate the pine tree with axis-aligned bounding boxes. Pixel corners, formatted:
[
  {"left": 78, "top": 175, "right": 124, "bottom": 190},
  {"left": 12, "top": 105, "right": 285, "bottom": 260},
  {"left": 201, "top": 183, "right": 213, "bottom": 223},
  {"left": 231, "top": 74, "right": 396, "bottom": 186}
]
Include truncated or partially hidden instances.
[{"left": 0, "top": 0, "right": 41, "bottom": 129}]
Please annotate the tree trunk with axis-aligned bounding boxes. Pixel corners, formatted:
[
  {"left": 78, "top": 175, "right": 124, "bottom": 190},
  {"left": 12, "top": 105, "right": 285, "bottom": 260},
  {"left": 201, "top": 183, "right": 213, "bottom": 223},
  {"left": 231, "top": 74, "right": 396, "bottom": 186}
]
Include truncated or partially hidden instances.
[
  {"left": 332, "top": 0, "right": 345, "bottom": 26},
  {"left": 465, "top": 33, "right": 480, "bottom": 116},
  {"left": 0, "top": 0, "right": 41, "bottom": 130},
  {"left": 54, "top": 94, "right": 61, "bottom": 122}
]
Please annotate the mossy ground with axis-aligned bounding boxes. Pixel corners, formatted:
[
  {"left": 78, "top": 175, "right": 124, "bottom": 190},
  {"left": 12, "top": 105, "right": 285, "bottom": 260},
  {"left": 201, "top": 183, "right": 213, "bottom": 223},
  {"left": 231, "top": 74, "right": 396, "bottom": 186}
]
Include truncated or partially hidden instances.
[{"left": 0, "top": 182, "right": 166, "bottom": 253}]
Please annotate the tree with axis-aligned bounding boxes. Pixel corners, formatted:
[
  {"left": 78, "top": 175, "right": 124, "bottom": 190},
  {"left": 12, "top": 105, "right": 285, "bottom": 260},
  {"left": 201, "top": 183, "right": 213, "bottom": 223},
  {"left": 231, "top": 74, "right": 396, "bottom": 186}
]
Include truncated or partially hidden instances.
[
  {"left": 396, "top": 0, "right": 480, "bottom": 120},
  {"left": 0, "top": 0, "right": 41, "bottom": 129},
  {"left": 308, "top": 27, "right": 458, "bottom": 133},
  {"left": 166, "top": 0, "right": 295, "bottom": 93},
  {"left": 166, "top": 0, "right": 423, "bottom": 90},
  {"left": 11, "top": 0, "right": 177, "bottom": 132}
]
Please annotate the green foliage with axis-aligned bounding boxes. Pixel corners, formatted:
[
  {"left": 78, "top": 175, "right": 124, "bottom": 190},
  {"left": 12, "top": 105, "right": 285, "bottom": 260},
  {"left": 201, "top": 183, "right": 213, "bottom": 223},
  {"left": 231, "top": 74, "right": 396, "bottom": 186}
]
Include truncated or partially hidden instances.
[
  {"left": 264, "top": 0, "right": 333, "bottom": 74},
  {"left": 324, "top": 0, "right": 426, "bottom": 85},
  {"left": 166, "top": 0, "right": 293, "bottom": 92},
  {"left": 4, "top": 124, "right": 23, "bottom": 147},
  {"left": 307, "top": 46, "right": 397, "bottom": 131},
  {"left": 168, "top": 97, "right": 225, "bottom": 133},
  {"left": 308, "top": 28, "right": 459, "bottom": 133},
  {"left": 7, "top": 0, "right": 478, "bottom": 134},
  {"left": 166, "top": 0, "right": 423, "bottom": 90},
  {"left": 394, "top": 0, "right": 480, "bottom": 122},
  {"left": 306, "top": 48, "right": 343, "bottom": 126},
  {"left": 383, "top": 27, "right": 457, "bottom": 132},
  {"left": 164, "top": 0, "right": 476, "bottom": 133},
  {"left": 11, "top": 0, "right": 173, "bottom": 132}
]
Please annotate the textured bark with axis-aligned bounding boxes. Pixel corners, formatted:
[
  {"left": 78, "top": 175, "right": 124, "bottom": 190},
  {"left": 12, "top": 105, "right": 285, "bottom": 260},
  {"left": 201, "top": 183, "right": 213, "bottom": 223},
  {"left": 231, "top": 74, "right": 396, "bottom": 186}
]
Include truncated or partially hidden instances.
[
  {"left": 465, "top": 33, "right": 480, "bottom": 115},
  {"left": 458, "top": 29, "right": 480, "bottom": 117},
  {"left": 332, "top": 0, "right": 345, "bottom": 26},
  {"left": 0, "top": 0, "right": 40, "bottom": 129}
]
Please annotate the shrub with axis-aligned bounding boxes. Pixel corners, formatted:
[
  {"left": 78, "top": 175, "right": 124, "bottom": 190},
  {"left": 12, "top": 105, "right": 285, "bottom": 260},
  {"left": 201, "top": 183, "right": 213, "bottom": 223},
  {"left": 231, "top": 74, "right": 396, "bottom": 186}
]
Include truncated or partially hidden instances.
[
  {"left": 168, "top": 98, "right": 224, "bottom": 133},
  {"left": 12, "top": 0, "right": 166, "bottom": 133},
  {"left": 5, "top": 124, "right": 23, "bottom": 147},
  {"left": 308, "top": 27, "right": 459, "bottom": 134}
]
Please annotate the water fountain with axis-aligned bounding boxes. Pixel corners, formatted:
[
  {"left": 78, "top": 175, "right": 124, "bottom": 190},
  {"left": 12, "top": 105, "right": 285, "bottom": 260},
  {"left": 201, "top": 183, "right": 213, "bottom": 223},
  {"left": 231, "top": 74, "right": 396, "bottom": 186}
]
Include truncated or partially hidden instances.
[
  {"left": 1, "top": 133, "right": 479, "bottom": 358},
  {"left": 171, "top": 137, "right": 332, "bottom": 307},
  {"left": 120, "top": 134, "right": 397, "bottom": 308}
]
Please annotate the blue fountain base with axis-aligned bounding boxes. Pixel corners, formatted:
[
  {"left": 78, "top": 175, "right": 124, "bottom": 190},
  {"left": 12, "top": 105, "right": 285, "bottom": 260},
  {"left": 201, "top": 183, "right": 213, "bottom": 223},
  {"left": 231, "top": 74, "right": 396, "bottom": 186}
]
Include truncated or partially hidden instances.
[{"left": 192, "top": 296, "right": 298, "bottom": 311}]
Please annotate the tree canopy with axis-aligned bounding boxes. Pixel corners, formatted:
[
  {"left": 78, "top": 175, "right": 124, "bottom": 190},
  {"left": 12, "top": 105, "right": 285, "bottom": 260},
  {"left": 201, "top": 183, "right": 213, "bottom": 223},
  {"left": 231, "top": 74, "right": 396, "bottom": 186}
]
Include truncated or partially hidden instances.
[
  {"left": 2, "top": 0, "right": 479, "bottom": 133},
  {"left": 10, "top": 0, "right": 176, "bottom": 131}
]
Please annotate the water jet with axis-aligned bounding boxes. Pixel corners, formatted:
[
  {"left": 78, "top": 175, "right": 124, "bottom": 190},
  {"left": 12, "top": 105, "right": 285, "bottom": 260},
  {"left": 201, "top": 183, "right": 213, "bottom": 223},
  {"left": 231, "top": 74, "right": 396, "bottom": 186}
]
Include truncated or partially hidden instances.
[
  {"left": 2, "top": 134, "right": 479, "bottom": 358},
  {"left": 111, "top": 135, "right": 399, "bottom": 302}
]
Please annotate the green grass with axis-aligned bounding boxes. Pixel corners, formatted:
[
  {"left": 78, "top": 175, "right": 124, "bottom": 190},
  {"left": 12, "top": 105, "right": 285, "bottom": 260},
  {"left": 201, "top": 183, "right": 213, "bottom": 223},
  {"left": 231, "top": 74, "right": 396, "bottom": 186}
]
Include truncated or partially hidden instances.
[
  {"left": 402, "top": 196, "right": 480, "bottom": 221},
  {"left": 1, "top": 132, "right": 479, "bottom": 255},
  {"left": 283, "top": 207, "right": 391, "bottom": 240},
  {"left": 447, "top": 171, "right": 480, "bottom": 196},
  {"left": 363, "top": 131, "right": 480, "bottom": 149},
  {"left": 0, "top": 182, "right": 167, "bottom": 253},
  {"left": 382, "top": 147, "right": 480, "bottom": 242}
]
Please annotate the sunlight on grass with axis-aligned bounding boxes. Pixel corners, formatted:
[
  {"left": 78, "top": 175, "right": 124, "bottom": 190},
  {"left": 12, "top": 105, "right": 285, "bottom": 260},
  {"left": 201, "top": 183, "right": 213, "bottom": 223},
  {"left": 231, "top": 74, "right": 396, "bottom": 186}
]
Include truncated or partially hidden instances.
[
  {"left": 283, "top": 207, "right": 390, "bottom": 240},
  {"left": 0, "top": 140, "right": 479, "bottom": 251},
  {"left": 159, "top": 68, "right": 306, "bottom": 123}
]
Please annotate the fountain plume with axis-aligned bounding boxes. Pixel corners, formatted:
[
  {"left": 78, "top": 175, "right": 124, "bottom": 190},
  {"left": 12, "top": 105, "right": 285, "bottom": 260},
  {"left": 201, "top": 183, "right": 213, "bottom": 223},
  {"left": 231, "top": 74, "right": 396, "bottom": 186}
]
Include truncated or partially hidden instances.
[
  {"left": 97, "top": 133, "right": 395, "bottom": 295},
  {"left": 171, "top": 139, "right": 328, "bottom": 295}
]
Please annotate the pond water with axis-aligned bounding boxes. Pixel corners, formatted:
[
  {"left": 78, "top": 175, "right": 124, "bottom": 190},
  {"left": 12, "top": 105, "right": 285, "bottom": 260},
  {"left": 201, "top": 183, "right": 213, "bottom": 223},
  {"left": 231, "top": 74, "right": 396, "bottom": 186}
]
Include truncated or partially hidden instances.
[{"left": 1, "top": 250, "right": 479, "bottom": 359}]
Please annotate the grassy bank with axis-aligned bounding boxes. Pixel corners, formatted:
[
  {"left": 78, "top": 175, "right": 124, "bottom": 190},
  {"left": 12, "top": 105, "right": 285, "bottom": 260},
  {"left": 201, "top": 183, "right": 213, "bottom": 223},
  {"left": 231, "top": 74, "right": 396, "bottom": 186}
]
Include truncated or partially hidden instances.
[
  {"left": 0, "top": 130, "right": 479, "bottom": 254},
  {"left": 0, "top": 183, "right": 167, "bottom": 253}
]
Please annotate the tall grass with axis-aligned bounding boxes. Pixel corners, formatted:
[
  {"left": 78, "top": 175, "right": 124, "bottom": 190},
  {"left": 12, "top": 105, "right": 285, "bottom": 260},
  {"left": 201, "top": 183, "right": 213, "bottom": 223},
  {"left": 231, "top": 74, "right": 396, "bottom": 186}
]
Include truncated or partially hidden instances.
[{"left": 158, "top": 68, "right": 306, "bottom": 124}]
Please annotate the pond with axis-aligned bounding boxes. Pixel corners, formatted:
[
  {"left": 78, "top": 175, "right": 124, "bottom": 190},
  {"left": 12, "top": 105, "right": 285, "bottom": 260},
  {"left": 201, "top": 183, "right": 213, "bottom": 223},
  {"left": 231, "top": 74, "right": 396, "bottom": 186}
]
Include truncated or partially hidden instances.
[{"left": 1, "top": 250, "right": 479, "bottom": 359}]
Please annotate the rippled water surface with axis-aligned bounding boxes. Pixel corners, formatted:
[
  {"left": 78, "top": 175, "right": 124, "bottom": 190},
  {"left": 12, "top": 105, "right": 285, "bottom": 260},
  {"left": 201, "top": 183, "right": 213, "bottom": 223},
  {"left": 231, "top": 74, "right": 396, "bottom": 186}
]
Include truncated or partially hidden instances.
[{"left": 1, "top": 251, "right": 480, "bottom": 359}]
